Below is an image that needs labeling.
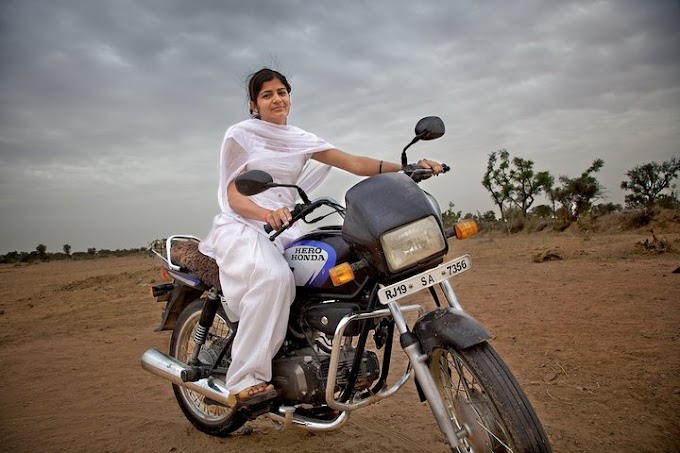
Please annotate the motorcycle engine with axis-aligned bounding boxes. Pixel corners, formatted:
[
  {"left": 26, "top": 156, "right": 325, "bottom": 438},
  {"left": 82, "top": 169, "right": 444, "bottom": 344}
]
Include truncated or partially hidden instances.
[{"left": 271, "top": 346, "right": 380, "bottom": 405}]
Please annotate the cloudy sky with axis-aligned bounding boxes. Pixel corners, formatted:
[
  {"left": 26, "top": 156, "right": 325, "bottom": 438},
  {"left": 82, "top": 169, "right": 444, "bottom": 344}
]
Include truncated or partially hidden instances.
[{"left": 1, "top": 0, "right": 678, "bottom": 254}]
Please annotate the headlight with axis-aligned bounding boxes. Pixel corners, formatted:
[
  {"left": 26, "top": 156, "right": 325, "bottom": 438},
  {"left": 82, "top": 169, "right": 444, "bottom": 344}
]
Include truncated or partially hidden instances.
[{"left": 380, "top": 216, "right": 446, "bottom": 272}]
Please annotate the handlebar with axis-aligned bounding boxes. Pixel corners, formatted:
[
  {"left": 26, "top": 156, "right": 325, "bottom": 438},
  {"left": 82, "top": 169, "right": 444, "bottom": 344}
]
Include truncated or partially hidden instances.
[
  {"left": 264, "top": 199, "right": 343, "bottom": 241},
  {"left": 401, "top": 162, "right": 450, "bottom": 182},
  {"left": 263, "top": 163, "right": 449, "bottom": 239}
]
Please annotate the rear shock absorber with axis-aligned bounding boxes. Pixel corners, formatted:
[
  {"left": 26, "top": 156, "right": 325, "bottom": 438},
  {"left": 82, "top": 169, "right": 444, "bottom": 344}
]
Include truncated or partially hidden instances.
[{"left": 188, "top": 288, "right": 220, "bottom": 366}]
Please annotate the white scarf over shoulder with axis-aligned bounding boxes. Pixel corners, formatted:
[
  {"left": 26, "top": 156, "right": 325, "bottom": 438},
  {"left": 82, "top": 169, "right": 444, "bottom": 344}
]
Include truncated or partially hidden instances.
[{"left": 216, "top": 119, "right": 334, "bottom": 213}]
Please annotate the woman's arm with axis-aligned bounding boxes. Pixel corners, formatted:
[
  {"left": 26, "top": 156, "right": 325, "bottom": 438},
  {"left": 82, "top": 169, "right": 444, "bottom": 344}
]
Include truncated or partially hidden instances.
[
  {"left": 312, "top": 148, "right": 443, "bottom": 176},
  {"left": 227, "top": 180, "right": 292, "bottom": 229}
]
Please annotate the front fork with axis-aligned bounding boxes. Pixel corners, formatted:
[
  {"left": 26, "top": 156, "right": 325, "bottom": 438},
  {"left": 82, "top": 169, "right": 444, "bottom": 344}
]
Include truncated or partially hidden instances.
[{"left": 387, "top": 282, "right": 465, "bottom": 449}]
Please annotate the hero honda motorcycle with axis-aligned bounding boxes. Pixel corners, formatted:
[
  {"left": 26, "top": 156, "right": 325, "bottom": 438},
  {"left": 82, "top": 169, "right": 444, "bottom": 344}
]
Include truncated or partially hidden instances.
[{"left": 141, "top": 116, "right": 552, "bottom": 452}]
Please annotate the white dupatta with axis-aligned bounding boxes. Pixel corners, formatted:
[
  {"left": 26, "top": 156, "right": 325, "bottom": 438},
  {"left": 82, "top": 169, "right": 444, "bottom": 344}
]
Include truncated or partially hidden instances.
[{"left": 216, "top": 119, "right": 334, "bottom": 213}]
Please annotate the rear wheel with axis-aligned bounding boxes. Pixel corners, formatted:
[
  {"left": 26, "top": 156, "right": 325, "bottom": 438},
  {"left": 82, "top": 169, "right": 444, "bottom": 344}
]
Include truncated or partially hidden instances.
[
  {"left": 169, "top": 298, "right": 246, "bottom": 436},
  {"left": 430, "top": 342, "right": 552, "bottom": 452}
]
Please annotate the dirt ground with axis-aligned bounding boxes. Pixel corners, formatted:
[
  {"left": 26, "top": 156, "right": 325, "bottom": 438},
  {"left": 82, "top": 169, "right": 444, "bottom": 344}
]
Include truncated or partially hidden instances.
[{"left": 1, "top": 228, "right": 679, "bottom": 453}]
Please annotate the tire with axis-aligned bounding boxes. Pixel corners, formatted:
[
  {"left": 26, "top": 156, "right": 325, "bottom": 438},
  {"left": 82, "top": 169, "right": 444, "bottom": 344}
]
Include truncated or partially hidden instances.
[
  {"left": 169, "top": 298, "right": 246, "bottom": 436},
  {"left": 429, "top": 341, "right": 552, "bottom": 452}
]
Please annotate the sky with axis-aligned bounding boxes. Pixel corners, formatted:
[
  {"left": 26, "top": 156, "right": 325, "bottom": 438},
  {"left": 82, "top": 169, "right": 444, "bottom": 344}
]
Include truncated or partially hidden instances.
[{"left": 1, "top": 0, "right": 679, "bottom": 254}]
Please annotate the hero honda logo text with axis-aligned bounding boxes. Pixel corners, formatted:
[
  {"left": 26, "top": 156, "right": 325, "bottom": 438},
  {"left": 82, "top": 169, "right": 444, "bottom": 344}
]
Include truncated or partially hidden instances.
[{"left": 289, "top": 247, "right": 327, "bottom": 261}]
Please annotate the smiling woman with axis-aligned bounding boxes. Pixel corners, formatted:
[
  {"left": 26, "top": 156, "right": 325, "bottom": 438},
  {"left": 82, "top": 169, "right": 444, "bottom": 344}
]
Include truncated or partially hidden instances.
[
  {"left": 247, "top": 68, "right": 292, "bottom": 124},
  {"left": 191, "top": 67, "right": 445, "bottom": 422}
]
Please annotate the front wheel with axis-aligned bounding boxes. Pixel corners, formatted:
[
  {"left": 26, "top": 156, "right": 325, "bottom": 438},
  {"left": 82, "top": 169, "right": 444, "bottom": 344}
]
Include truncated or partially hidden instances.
[
  {"left": 169, "top": 298, "right": 246, "bottom": 436},
  {"left": 430, "top": 342, "right": 552, "bottom": 452}
]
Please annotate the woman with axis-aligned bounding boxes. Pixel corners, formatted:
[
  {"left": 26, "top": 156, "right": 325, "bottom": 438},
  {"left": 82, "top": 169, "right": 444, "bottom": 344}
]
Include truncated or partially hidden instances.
[{"left": 199, "top": 68, "right": 443, "bottom": 406}]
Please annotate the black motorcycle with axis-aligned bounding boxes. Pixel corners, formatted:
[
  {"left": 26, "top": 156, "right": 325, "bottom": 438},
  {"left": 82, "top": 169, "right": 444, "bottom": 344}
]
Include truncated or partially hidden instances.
[{"left": 141, "top": 117, "right": 552, "bottom": 452}]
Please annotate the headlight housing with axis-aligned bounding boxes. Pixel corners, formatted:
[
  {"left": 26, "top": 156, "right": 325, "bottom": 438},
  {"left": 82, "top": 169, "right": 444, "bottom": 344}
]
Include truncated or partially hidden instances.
[{"left": 380, "top": 215, "right": 446, "bottom": 273}]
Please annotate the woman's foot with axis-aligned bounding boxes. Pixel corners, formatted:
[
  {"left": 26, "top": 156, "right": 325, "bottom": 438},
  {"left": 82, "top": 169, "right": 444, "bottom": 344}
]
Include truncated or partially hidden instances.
[{"left": 229, "top": 383, "right": 277, "bottom": 407}]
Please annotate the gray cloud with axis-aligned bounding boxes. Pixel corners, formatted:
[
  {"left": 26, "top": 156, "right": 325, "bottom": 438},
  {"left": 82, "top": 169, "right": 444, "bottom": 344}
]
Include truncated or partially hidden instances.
[{"left": 1, "top": 0, "right": 678, "bottom": 253}]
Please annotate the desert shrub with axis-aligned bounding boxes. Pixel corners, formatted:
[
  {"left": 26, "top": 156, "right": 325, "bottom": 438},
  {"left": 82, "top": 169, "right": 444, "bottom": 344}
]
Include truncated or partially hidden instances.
[
  {"left": 592, "top": 202, "right": 623, "bottom": 218},
  {"left": 623, "top": 209, "right": 653, "bottom": 229},
  {"left": 656, "top": 194, "right": 680, "bottom": 210},
  {"left": 550, "top": 218, "right": 571, "bottom": 232},
  {"left": 635, "top": 231, "right": 673, "bottom": 254},
  {"left": 528, "top": 204, "right": 553, "bottom": 219},
  {"left": 524, "top": 216, "right": 552, "bottom": 233}
]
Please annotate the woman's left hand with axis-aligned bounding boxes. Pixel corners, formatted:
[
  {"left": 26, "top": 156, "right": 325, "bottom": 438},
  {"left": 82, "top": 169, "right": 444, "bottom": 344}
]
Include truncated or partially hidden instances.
[{"left": 417, "top": 158, "right": 444, "bottom": 175}]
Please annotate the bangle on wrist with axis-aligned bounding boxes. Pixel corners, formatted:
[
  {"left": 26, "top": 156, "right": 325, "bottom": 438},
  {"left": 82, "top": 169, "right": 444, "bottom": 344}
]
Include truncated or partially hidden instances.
[{"left": 379, "top": 160, "right": 383, "bottom": 174}]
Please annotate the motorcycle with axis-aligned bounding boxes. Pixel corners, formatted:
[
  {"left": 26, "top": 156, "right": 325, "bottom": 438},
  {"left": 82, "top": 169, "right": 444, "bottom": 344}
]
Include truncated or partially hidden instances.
[{"left": 141, "top": 116, "right": 552, "bottom": 452}]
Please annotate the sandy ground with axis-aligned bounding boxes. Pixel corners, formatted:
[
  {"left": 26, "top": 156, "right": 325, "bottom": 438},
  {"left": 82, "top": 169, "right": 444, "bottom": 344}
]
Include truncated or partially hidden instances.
[{"left": 1, "top": 229, "right": 679, "bottom": 453}]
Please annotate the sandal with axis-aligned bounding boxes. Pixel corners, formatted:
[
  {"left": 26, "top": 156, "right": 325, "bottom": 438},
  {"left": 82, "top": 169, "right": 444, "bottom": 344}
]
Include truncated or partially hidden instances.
[{"left": 227, "top": 383, "right": 277, "bottom": 407}]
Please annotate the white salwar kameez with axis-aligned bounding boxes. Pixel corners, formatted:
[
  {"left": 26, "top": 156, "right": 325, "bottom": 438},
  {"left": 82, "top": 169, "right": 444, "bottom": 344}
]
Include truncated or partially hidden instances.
[{"left": 199, "top": 119, "right": 333, "bottom": 395}]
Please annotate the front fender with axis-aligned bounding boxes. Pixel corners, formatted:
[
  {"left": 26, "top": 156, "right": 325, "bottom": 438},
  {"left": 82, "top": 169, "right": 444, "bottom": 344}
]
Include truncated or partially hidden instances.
[{"left": 413, "top": 308, "right": 491, "bottom": 353}]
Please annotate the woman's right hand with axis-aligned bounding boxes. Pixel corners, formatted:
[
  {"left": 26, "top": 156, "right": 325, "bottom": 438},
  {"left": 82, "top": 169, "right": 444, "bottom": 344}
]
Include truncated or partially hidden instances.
[{"left": 263, "top": 207, "right": 293, "bottom": 230}]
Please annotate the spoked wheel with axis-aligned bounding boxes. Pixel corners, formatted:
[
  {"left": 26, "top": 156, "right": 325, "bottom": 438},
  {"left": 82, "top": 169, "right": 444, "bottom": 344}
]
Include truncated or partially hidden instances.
[
  {"left": 169, "top": 298, "right": 246, "bottom": 436},
  {"left": 430, "top": 342, "right": 552, "bottom": 452}
]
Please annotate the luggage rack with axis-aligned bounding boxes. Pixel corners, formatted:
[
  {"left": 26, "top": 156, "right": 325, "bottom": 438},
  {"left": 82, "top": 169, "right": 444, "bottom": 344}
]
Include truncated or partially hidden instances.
[{"left": 149, "top": 235, "right": 202, "bottom": 271}]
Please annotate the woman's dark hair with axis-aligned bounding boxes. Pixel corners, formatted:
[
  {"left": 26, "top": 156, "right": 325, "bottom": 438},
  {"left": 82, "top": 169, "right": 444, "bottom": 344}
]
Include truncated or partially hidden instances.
[{"left": 247, "top": 68, "right": 291, "bottom": 117}]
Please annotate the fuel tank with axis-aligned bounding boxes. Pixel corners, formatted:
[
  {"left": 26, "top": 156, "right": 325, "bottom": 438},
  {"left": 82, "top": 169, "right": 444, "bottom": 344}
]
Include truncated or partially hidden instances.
[{"left": 284, "top": 227, "right": 367, "bottom": 296}]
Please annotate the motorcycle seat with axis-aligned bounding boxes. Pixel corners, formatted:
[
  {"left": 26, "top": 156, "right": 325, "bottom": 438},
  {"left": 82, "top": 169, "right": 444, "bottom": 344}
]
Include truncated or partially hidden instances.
[{"left": 170, "top": 241, "right": 222, "bottom": 291}]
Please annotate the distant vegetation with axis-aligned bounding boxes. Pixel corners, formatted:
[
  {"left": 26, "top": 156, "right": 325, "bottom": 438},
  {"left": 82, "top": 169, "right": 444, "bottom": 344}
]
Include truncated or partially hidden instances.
[
  {"left": 0, "top": 246, "right": 149, "bottom": 264},
  {"left": 2, "top": 156, "right": 678, "bottom": 264},
  {"left": 444, "top": 154, "right": 679, "bottom": 234}
]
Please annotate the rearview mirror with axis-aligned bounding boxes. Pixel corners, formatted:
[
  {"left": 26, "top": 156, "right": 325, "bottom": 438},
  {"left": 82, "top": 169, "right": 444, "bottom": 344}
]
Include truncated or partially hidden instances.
[
  {"left": 415, "top": 116, "right": 445, "bottom": 140},
  {"left": 401, "top": 116, "right": 446, "bottom": 165},
  {"left": 234, "top": 170, "right": 273, "bottom": 196}
]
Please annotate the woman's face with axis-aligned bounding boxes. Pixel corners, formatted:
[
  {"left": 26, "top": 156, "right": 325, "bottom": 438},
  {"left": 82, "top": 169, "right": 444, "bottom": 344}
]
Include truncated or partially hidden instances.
[{"left": 251, "top": 78, "right": 291, "bottom": 125}]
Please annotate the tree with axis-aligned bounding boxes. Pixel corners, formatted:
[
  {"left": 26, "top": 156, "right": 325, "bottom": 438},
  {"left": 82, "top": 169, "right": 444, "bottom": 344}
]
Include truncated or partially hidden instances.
[
  {"left": 554, "top": 159, "right": 605, "bottom": 221},
  {"left": 508, "top": 157, "right": 553, "bottom": 217},
  {"left": 36, "top": 244, "right": 47, "bottom": 259},
  {"left": 87, "top": 247, "right": 97, "bottom": 256},
  {"left": 470, "top": 210, "right": 498, "bottom": 232},
  {"left": 482, "top": 149, "right": 513, "bottom": 223},
  {"left": 529, "top": 204, "right": 553, "bottom": 219},
  {"left": 2, "top": 251, "right": 20, "bottom": 264},
  {"left": 63, "top": 244, "right": 72, "bottom": 257},
  {"left": 592, "top": 202, "right": 622, "bottom": 217},
  {"left": 482, "top": 149, "right": 554, "bottom": 222},
  {"left": 621, "top": 157, "right": 680, "bottom": 208},
  {"left": 441, "top": 202, "right": 462, "bottom": 229}
]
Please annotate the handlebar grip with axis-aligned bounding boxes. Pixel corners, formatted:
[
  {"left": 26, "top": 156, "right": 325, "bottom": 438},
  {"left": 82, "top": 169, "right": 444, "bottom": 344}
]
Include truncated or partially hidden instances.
[
  {"left": 403, "top": 163, "right": 450, "bottom": 177},
  {"left": 262, "top": 203, "right": 303, "bottom": 235}
]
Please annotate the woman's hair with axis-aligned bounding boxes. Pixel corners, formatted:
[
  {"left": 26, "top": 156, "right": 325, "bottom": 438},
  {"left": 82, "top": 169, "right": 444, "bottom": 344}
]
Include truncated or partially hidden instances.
[{"left": 247, "top": 68, "right": 291, "bottom": 117}]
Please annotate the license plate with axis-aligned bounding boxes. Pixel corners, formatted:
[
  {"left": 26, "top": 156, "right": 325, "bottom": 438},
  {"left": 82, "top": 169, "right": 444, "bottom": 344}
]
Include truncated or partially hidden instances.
[{"left": 378, "top": 254, "right": 471, "bottom": 305}]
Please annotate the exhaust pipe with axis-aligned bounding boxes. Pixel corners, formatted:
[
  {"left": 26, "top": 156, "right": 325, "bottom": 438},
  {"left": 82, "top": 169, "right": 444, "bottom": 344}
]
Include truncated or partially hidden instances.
[
  {"left": 142, "top": 348, "right": 354, "bottom": 432},
  {"left": 141, "top": 348, "right": 231, "bottom": 405}
]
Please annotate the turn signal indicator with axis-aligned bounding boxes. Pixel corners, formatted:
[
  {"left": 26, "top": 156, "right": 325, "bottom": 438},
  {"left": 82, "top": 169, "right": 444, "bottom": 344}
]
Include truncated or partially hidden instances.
[
  {"left": 329, "top": 262, "right": 355, "bottom": 286},
  {"left": 454, "top": 219, "right": 479, "bottom": 239}
]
